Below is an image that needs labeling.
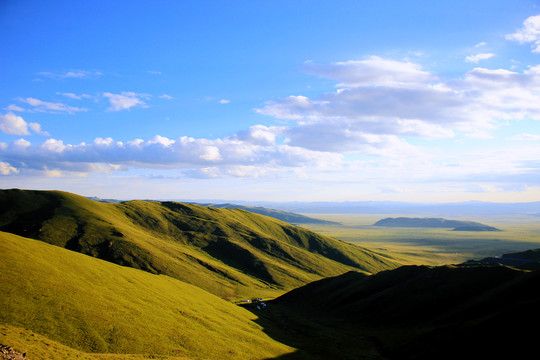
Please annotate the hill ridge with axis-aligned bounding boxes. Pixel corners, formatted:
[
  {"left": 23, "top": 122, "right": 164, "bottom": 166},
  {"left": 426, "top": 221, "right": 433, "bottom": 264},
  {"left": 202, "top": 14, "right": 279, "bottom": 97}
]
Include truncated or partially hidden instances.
[{"left": 0, "top": 189, "right": 399, "bottom": 299}]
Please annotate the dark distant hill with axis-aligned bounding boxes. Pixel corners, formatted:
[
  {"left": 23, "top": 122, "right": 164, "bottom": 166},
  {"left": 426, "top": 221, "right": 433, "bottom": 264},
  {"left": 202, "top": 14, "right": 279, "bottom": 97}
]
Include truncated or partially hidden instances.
[
  {"left": 193, "top": 203, "right": 341, "bottom": 225},
  {"left": 462, "top": 248, "right": 540, "bottom": 270},
  {"left": 0, "top": 189, "right": 398, "bottom": 299},
  {"left": 373, "top": 217, "right": 500, "bottom": 231},
  {"left": 274, "top": 263, "right": 540, "bottom": 359}
]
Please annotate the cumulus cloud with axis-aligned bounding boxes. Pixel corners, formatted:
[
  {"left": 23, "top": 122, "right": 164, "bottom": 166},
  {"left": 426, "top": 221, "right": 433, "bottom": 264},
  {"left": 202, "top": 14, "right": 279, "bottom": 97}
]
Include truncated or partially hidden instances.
[
  {"left": 256, "top": 57, "right": 540, "bottom": 152},
  {"left": 0, "top": 113, "right": 30, "bottom": 135},
  {"left": 506, "top": 14, "right": 540, "bottom": 53},
  {"left": 103, "top": 92, "right": 150, "bottom": 111},
  {"left": 19, "top": 97, "right": 87, "bottom": 114},
  {"left": 0, "top": 161, "right": 18, "bottom": 175},
  {"left": 465, "top": 53, "right": 495, "bottom": 63},
  {"left": 28, "top": 122, "right": 50, "bottom": 136},
  {"left": 302, "top": 56, "right": 437, "bottom": 87},
  {"left": 0, "top": 113, "right": 48, "bottom": 136},
  {"left": 0, "top": 135, "right": 342, "bottom": 177},
  {"left": 234, "top": 125, "right": 281, "bottom": 146}
]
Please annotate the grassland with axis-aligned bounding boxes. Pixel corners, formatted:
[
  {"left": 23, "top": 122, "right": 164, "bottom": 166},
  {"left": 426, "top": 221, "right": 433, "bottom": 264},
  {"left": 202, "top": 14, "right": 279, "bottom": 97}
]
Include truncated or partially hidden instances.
[
  {"left": 0, "top": 189, "right": 401, "bottom": 300},
  {"left": 3, "top": 189, "right": 538, "bottom": 360},
  {"left": 299, "top": 213, "right": 540, "bottom": 265},
  {"left": 0, "top": 231, "right": 297, "bottom": 360}
]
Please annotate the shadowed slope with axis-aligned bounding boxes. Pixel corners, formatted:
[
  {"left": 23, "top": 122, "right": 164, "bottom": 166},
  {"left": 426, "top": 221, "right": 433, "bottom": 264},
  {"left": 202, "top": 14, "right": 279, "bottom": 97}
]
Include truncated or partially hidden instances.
[
  {"left": 0, "top": 189, "right": 399, "bottom": 298},
  {"left": 273, "top": 264, "right": 540, "bottom": 359}
]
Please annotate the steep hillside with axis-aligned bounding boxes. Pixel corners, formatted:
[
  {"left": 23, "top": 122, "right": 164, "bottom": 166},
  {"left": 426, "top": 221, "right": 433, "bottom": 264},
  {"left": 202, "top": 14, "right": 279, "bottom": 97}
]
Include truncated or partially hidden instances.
[
  {"left": 373, "top": 217, "right": 500, "bottom": 231},
  {"left": 0, "top": 232, "right": 295, "bottom": 360},
  {"left": 0, "top": 189, "right": 399, "bottom": 298},
  {"left": 273, "top": 264, "right": 540, "bottom": 359}
]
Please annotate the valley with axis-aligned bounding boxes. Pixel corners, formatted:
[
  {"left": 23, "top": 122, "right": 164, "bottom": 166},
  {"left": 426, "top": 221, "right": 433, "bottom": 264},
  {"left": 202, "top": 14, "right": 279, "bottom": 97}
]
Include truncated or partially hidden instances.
[{"left": 1, "top": 189, "right": 540, "bottom": 360}]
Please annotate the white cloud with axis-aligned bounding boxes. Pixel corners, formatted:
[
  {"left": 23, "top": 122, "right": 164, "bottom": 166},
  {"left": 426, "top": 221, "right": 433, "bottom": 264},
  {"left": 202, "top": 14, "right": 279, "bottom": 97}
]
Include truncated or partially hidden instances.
[
  {"left": 465, "top": 53, "right": 495, "bottom": 63},
  {"left": 256, "top": 57, "right": 540, "bottom": 152},
  {"left": 103, "top": 92, "right": 149, "bottom": 111},
  {"left": 0, "top": 113, "right": 48, "bottom": 136},
  {"left": 19, "top": 97, "right": 87, "bottom": 114},
  {"left": 57, "top": 92, "right": 92, "bottom": 100},
  {"left": 28, "top": 122, "right": 50, "bottom": 136},
  {"left": 475, "top": 41, "right": 487, "bottom": 48},
  {"left": 0, "top": 161, "right": 18, "bottom": 175},
  {"left": 159, "top": 94, "right": 173, "bottom": 100},
  {"left": 0, "top": 113, "right": 30, "bottom": 135},
  {"left": 234, "top": 125, "right": 280, "bottom": 146},
  {"left": 219, "top": 99, "right": 230, "bottom": 104},
  {"left": 506, "top": 14, "right": 540, "bottom": 53},
  {"left": 507, "top": 133, "right": 540, "bottom": 141},
  {"left": 0, "top": 134, "right": 341, "bottom": 177},
  {"left": 302, "top": 56, "right": 437, "bottom": 87},
  {"left": 38, "top": 70, "right": 102, "bottom": 79},
  {"left": 41, "top": 139, "right": 66, "bottom": 153},
  {"left": 5, "top": 104, "right": 25, "bottom": 112},
  {"left": 13, "top": 138, "right": 31, "bottom": 149}
]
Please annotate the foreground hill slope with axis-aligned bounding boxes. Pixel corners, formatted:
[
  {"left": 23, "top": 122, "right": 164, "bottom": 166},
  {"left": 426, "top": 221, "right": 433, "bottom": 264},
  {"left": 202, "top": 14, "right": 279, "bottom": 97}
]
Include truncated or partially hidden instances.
[
  {"left": 0, "top": 189, "right": 399, "bottom": 298},
  {"left": 0, "top": 232, "right": 295, "bottom": 360},
  {"left": 274, "top": 264, "right": 540, "bottom": 359}
]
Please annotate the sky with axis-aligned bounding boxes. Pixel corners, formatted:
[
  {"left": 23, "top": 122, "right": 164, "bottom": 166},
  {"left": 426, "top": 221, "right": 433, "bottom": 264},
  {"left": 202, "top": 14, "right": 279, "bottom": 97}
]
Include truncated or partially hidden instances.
[{"left": 1, "top": 0, "right": 540, "bottom": 203}]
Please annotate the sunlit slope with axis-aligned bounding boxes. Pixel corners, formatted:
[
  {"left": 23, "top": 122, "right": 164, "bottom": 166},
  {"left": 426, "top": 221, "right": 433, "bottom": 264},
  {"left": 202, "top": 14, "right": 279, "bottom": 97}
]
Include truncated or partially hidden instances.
[
  {"left": 0, "top": 324, "right": 191, "bottom": 360},
  {"left": 0, "top": 189, "right": 399, "bottom": 298},
  {"left": 275, "top": 264, "right": 540, "bottom": 359},
  {"left": 0, "top": 232, "right": 295, "bottom": 359}
]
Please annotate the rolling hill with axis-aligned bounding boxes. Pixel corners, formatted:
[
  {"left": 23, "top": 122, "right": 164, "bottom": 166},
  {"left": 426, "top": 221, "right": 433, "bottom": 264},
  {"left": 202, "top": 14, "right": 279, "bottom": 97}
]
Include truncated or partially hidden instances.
[
  {"left": 0, "top": 231, "right": 296, "bottom": 360},
  {"left": 192, "top": 202, "right": 341, "bottom": 225},
  {"left": 0, "top": 189, "right": 399, "bottom": 299},
  {"left": 273, "top": 263, "right": 540, "bottom": 359},
  {"left": 373, "top": 217, "right": 500, "bottom": 231}
]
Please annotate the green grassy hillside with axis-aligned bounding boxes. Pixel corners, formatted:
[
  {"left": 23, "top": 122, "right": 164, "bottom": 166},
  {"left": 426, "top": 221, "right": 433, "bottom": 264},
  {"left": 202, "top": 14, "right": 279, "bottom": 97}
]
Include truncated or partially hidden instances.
[
  {"left": 193, "top": 202, "right": 341, "bottom": 225},
  {"left": 0, "top": 232, "right": 296, "bottom": 360},
  {"left": 0, "top": 189, "right": 399, "bottom": 299},
  {"left": 273, "top": 264, "right": 540, "bottom": 359}
]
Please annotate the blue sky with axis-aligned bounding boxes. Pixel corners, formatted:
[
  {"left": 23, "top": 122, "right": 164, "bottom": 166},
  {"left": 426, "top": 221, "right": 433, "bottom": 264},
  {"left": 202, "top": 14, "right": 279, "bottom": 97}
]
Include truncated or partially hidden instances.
[{"left": 1, "top": 0, "right": 540, "bottom": 202}]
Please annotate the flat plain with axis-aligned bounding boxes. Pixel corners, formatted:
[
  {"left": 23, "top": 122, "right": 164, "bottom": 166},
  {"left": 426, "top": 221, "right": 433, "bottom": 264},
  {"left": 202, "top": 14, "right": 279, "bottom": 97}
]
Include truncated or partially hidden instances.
[{"left": 299, "top": 213, "right": 540, "bottom": 265}]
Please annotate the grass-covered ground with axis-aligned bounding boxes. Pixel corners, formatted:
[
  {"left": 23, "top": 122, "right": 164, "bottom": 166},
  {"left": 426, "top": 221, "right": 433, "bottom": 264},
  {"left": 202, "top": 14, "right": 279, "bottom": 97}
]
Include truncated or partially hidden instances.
[
  {"left": 299, "top": 213, "right": 540, "bottom": 265},
  {"left": 0, "top": 190, "right": 401, "bottom": 300},
  {"left": 0, "top": 231, "right": 297, "bottom": 360}
]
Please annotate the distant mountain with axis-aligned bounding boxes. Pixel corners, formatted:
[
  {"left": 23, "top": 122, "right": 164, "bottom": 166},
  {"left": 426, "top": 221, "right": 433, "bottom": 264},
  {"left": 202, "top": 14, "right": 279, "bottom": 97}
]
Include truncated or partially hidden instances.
[
  {"left": 0, "top": 189, "right": 398, "bottom": 299},
  {"left": 274, "top": 263, "right": 540, "bottom": 359},
  {"left": 373, "top": 217, "right": 500, "bottom": 231},
  {"left": 252, "top": 200, "right": 540, "bottom": 216},
  {"left": 192, "top": 203, "right": 341, "bottom": 225}
]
